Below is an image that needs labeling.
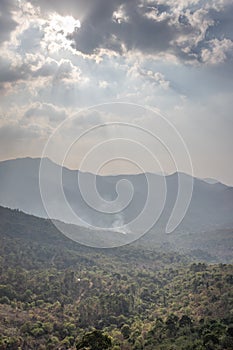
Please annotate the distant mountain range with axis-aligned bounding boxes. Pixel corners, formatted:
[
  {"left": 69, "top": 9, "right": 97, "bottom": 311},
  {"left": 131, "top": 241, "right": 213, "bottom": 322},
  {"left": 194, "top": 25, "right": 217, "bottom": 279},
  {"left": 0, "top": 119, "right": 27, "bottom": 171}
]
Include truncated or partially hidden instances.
[{"left": 0, "top": 157, "right": 232, "bottom": 256}]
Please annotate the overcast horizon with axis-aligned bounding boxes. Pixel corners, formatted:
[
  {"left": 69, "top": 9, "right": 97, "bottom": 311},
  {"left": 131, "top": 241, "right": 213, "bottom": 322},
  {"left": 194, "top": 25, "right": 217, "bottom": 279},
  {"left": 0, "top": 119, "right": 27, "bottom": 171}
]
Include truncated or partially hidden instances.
[{"left": 0, "top": 0, "right": 233, "bottom": 185}]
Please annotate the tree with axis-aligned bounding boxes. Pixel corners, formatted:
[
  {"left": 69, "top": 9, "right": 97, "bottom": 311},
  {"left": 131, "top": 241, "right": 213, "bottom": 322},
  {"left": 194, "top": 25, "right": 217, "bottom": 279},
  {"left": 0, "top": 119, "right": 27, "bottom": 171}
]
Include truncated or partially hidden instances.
[
  {"left": 179, "top": 315, "right": 192, "bottom": 327},
  {"left": 165, "top": 314, "right": 178, "bottom": 336},
  {"left": 121, "top": 324, "right": 131, "bottom": 339},
  {"left": 76, "top": 330, "right": 112, "bottom": 350}
]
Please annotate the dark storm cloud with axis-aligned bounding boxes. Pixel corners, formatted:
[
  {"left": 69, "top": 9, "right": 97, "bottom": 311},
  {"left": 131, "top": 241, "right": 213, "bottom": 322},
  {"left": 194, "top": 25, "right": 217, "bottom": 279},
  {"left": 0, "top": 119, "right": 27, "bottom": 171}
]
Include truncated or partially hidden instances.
[
  {"left": 0, "top": 0, "right": 18, "bottom": 45},
  {"left": 30, "top": 0, "right": 177, "bottom": 55},
  {"left": 29, "top": 0, "right": 123, "bottom": 18},
  {"left": 0, "top": 0, "right": 231, "bottom": 65},
  {"left": 27, "top": 0, "right": 233, "bottom": 63},
  {"left": 69, "top": 3, "right": 175, "bottom": 55}
]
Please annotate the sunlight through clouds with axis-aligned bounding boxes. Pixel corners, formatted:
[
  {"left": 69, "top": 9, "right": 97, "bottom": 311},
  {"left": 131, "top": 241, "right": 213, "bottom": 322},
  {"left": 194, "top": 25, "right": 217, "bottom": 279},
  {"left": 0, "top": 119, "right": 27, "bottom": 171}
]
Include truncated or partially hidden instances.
[
  {"left": 0, "top": 0, "right": 233, "bottom": 184},
  {"left": 49, "top": 14, "right": 81, "bottom": 35},
  {"left": 41, "top": 14, "right": 81, "bottom": 53}
]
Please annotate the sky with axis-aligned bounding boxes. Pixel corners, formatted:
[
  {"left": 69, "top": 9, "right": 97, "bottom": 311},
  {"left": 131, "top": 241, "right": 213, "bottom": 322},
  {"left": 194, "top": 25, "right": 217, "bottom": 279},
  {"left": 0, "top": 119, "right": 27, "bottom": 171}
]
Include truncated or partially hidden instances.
[{"left": 0, "top": 0, "right": 233, "bottom": 184}]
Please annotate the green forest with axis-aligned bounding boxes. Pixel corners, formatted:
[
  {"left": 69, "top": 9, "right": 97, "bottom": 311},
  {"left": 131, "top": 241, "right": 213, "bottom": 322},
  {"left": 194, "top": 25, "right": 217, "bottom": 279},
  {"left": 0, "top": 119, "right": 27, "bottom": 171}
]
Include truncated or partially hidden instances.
[{"left": 0, "top": 207, "right": 232, "bottom": 349}]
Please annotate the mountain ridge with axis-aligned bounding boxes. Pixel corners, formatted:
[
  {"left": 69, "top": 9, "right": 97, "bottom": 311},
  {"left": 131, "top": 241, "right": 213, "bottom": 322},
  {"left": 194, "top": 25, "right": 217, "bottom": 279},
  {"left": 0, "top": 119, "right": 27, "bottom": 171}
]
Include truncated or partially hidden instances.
[
  {"left": 0, "top": 157, "right": 233, "bottom": 252},
  {"left": 0, "top": 156, "right": 229, "bottom": 186}
]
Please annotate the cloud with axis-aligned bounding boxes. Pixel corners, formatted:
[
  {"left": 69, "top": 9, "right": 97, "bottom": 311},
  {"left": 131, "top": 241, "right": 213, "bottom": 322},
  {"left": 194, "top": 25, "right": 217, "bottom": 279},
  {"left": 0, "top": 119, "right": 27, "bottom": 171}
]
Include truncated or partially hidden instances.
[
  {"left": 17, "top": 24, "right": 44, "bottom": 53},
  {"left": 27, "top": 0, "right": 233, "bottom": 64},
  {"left": 24, "top": 102, "right": 67, "bottom": 123},
  {"left": 0, "top": 121, "right": 48, "bottom": 159},
  {"left": 68, "top": 1, "right": 175, "bottom": 55},
  {"left": 0, "top": 121, "right": 44, "bottom": 148},
  {"left": 128, "top": 64, "right": 170, "bottom": 89},
  {"left": 0, "top": 54, "right": 30, "bottom": 93},
  {"left": 0, "top": 0, "right": 231, "bottom": 186},
  {"left": 0, "top": 49, "right": 87, "bottom": 96},
  {"left": 0, "top": 0, "right": 18, "bottom": 45},
  {"left": 0, "top": 122, "right": 41, "bottom": 141},
  {"left": 201, "top": 38, "right": 233, "bottom": 64},
  {"left": 0, "top": 56, "right": 27, "bottom": 84}
]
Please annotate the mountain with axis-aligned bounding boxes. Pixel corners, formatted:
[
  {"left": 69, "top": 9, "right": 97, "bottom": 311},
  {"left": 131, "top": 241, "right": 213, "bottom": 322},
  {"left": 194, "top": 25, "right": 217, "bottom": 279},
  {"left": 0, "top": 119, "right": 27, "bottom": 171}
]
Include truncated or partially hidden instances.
[
  {"left": 0, "top": 157, "right": 233, "bottom": 252},
  {"left": 0, "top": 203, "right": 232, "bottom": 263},
  {"left": 0, "top": 205, "right": 187, "bottom": 268}
]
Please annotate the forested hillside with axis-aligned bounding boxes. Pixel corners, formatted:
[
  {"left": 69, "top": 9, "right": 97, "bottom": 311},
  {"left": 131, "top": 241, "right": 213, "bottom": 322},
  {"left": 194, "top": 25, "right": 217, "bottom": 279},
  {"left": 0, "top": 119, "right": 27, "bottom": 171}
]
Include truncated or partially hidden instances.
[{"left": 0, "top": 207, "right": 232, "bottom": 349}]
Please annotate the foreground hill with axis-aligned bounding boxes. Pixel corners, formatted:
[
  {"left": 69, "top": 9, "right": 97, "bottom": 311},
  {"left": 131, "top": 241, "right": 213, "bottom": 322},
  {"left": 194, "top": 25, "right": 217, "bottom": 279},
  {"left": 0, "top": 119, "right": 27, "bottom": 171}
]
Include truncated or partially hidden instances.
[
  {"left": 0, "top": 199, "right": 232, "bottom": 262},
  {"left": 0, "top": 206, "right": 232, "bottom": 349}
]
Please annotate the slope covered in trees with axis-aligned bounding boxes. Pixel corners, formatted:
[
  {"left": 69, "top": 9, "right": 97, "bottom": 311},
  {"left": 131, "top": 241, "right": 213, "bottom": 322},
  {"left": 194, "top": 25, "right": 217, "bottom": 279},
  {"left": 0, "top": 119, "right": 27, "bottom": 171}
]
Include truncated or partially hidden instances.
[{"left": 0, "top": 206, "right": 232, "bottom": 349}]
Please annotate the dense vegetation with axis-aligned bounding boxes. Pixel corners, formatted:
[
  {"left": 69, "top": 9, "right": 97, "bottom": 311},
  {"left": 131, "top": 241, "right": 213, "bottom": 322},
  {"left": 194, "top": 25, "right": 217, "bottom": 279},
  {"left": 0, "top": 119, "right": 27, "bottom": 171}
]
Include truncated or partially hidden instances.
[{"left": 0, "top": 207, "right": 232, "bottom": 349}]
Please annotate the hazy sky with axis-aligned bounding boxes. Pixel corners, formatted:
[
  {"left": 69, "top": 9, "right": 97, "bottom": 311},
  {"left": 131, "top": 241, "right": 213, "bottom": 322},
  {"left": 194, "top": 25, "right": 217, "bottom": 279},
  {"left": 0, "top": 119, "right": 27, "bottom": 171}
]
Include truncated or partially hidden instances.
[{"left": 0, "top": 0, "right": 233, "bottom": 184}]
